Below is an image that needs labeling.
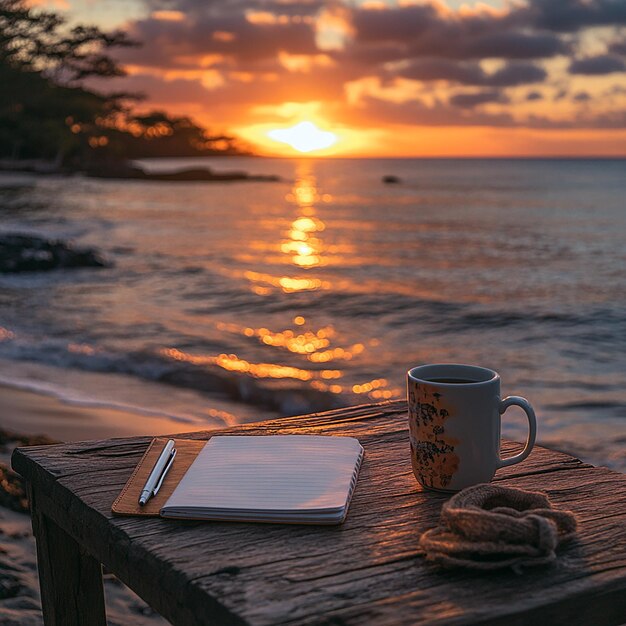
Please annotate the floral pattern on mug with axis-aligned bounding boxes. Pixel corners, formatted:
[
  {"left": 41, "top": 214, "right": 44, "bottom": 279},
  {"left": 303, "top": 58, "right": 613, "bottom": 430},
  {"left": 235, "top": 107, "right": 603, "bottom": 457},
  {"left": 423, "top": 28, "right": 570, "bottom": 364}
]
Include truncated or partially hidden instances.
[{"left": 408, "top": 383, "right": 459, "bottom": 489}]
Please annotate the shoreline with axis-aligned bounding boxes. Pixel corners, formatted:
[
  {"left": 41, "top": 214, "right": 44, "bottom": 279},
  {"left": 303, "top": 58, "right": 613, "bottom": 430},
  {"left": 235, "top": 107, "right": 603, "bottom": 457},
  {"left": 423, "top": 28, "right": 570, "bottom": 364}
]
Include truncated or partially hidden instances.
[
  {"left": 0, "top": 160, "right": 278, "bottom": 183},
  {"left": 0, "top": 383, "right": 228, "bottom": 443}
]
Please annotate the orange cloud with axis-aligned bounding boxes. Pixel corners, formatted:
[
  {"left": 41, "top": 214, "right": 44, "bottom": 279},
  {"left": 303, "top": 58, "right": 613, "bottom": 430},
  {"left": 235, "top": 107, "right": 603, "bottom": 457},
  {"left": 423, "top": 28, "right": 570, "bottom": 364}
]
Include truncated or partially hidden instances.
[
  {"left": 151, "top": 10, "right": 186, "bottom": 22},
  {"left": 98, "top": 0, "right": 626, "bottom": 156},
  {"left": 278, "top": 52, "right": 335, "bottom": 72},
  {"left": 213, "top": 31, "right": 236, "bottom": 42},
  {"left": 25, "top": 0, "right": 69, "bottom": 8}
]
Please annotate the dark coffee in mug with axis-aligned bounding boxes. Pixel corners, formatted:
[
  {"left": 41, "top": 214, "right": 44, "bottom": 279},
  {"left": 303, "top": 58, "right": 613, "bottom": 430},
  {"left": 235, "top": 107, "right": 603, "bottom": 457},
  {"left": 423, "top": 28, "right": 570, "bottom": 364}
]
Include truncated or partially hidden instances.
[{"left": 425, "top": 378, "right": 475, "bottom": 384}]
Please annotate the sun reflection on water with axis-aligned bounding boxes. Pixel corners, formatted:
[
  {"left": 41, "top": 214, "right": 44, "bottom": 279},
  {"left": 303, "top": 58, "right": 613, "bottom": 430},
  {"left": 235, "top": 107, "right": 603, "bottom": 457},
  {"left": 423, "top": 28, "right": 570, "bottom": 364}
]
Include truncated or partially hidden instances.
[
  {"left": 241, "top": 163, "right": 332, "bottom": 294},
  {"left": 203, "top": 163, "right": 400, "bottom": 404},
  {"left": 281, "top": 170, "right": 327, "bottom": 269},
  {"left": 161, "top": 347, "right": 344, "bottom": 386},
  {"left": 214, "top": 319, "right": 366, "bottom": 364},
  {"left": 243, "top": 270, "right": 329, "bottom": 293},
  {"left": 161, "top": 347, "right": 317, "bottom": 381}
]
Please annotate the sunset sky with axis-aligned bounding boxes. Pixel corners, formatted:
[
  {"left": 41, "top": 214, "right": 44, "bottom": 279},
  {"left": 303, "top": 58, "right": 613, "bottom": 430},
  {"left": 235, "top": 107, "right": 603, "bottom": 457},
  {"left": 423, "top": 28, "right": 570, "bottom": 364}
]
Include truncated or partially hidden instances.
[{"left": 42, "top": 0, "right": 626, "bottom": 156}]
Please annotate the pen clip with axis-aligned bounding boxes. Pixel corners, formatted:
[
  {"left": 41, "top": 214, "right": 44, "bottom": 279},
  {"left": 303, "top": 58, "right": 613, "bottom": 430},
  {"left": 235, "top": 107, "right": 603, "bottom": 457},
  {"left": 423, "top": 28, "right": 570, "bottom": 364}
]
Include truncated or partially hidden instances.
[{"left": 153, "top": 448, "right": 176, "bottom": 496}]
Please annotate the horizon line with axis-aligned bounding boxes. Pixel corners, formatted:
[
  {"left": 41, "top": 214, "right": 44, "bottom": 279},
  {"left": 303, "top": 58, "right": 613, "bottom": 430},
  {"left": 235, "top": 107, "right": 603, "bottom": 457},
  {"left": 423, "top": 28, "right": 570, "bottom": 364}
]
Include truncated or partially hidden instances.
[{"left": 145, "top": 154, "right": 626, "bottom": 160}]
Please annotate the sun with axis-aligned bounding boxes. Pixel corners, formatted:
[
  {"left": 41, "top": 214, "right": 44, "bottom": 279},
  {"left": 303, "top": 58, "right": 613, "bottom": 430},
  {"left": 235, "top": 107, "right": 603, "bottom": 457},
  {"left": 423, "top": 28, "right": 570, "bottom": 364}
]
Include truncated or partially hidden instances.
[{"left": 267, "top": 121, "right": 338, "bottom": 153}]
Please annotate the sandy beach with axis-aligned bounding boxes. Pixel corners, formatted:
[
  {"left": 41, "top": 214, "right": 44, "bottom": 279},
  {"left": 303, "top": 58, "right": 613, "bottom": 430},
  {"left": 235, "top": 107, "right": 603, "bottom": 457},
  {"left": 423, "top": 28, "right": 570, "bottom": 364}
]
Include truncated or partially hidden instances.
[
  {"left": 0, "top": 383, "right": 218, "bottom": 625},
  {"left": 0, "top": 383, "right": 226, "bottom": 443}
]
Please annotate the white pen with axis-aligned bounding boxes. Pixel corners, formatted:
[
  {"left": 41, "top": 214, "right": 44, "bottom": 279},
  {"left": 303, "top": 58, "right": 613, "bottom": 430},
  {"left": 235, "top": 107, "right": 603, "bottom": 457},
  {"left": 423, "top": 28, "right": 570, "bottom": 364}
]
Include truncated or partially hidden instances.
[{"left": 139, "top": 439, "right": 177, "bottom": 506}]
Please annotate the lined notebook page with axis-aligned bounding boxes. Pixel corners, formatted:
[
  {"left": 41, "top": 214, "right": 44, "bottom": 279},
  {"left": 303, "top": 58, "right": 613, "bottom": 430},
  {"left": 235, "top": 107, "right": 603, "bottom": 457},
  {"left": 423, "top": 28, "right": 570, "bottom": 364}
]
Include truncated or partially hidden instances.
[{"left": 160, "top": 435, "right": 363, "bottom": 524}]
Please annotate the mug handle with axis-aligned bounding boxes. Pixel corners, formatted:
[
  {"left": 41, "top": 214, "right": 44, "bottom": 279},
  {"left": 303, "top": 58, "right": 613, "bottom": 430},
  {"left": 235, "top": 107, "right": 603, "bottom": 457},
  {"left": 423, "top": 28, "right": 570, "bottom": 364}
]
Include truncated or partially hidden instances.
[{"left": 497, "top": 396, "right": 537, "bottom": 468}]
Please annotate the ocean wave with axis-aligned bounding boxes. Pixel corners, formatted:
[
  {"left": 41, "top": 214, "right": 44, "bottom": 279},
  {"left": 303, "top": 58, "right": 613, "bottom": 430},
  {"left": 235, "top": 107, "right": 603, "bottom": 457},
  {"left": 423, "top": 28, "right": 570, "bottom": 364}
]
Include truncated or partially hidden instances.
[
  {"left": 301, "top": 290, "right": 625, "bottom": 334},
  {"left": 0, "top": 336, "right": 347, "bottom": 416},
  {"left": 542, "top": 400, "right": 626, "bottom": 417}
]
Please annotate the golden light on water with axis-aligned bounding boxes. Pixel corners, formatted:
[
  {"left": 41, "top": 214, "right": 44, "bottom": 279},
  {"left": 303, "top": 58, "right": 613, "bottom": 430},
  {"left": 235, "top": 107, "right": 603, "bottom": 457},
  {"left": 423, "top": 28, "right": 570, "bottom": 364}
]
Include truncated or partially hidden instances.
[
  {"left": 242, "top": 166, "right": 329, "bottom": 292},
  {"left": 282, "top": 170, "right": 326, "bottom": 269},
  {"left": 243, "top": 270, "right": 329, "bottom": 293},
  {"left": 214, "top": 320, "right": 366, "bottom": 364},
  {"left": 267, "top": 121, "right": 338, "bottom": 153},
  {"left": 160, "top": 346, "right": 395, "bottom": 398},
  {"left": 161, "top": 347, "right": 316, "bottom": 381},
  {"left": 195, "top": 163, "right": 402, "bottom": 403}
]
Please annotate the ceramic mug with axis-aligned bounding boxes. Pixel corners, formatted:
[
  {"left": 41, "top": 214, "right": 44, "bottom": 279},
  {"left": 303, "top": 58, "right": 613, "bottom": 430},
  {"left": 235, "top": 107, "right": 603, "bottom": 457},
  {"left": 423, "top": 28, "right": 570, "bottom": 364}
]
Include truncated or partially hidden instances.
[{"left": 407, "top": 364, "right": 537, "bottom": 491}]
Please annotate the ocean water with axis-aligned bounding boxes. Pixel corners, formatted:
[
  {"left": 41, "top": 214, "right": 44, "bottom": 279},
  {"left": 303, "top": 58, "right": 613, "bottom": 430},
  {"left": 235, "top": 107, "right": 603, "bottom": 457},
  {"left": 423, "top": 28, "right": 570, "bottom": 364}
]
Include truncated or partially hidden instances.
[{"left": 0, "top": 158, "right": 625, "bottom": 469}]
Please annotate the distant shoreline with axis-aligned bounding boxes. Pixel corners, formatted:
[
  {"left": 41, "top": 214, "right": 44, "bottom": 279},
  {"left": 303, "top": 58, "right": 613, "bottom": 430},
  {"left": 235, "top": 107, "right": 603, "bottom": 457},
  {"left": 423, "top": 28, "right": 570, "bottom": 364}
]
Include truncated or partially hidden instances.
[
  {"left": 137, "top": 154, "right": 626, "bottom": 160},
  {"left": 136, "top": 153, "right": 626, "bottom": 159},
  {"left": 2, "top": 156, "right": 625, "bottom": 176},
  {"left": 0, "top": 159, "right": 280, "bottom": 183}
]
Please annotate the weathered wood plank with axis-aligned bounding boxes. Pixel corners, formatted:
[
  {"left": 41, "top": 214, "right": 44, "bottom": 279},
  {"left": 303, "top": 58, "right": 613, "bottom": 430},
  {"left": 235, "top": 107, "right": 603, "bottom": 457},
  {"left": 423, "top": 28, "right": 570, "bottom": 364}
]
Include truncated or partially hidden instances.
[
  {"left": 12, "top": 400, "right": 588, "bottom": 486},
  {"left": 11, "top": 400, "right": 626, "bottom": 626},
  {"left": 94, "top": 462, "right": 625, "bottom": 626}
]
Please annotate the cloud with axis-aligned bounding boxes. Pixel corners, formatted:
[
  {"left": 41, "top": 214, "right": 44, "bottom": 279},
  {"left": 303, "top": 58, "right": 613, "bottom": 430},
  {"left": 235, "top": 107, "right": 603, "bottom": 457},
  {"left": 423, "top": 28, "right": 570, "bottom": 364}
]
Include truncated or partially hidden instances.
[
  {"left": 435, "top": 31, "right": 566, "bottom": 60},
  {"left": 609, "top": 39, "right": 626, "bottom": 56},
  {"left": 344, "top": 94, "right": 516, "bottom": 127},
  {"left": 348, "top": 94, "right": 626, "bottom": 130},
  {"left": 479, "top": 62, "right": 547, "bottom": 87},
  {"left": 122, "top": 9, "right": 318, "bottom": 68},
  {"left": 351, "top": 3, "right": 444, "bottom": 45},
  {"left": 398, "top": 59, "right": 486, "bottom": 85},
  {"left": 399, "top": 59, "right": 546, "bottom": 87},
  {"left": 569, "top": 54, "right": 626, "bottom": 75},
  {"left": 527, "top": 109, "right": 626, "bottom": 129},
  {"left": 449, "top": 90, "right": 508, "bottom": 108},
  {"left": 351, "top": 3, "right": 567, "bottom": 60},
  {"left": 519, "top": 0, "right": 626, "bottom": 32},
  {"left": 104, "top": 73, "right": 213, "bottom": 104},
  {"left": 102, "top": 0, "right": 626, "bottom": 138},
  {"left": 145, "top": 0, "right": 326, "bottom": 17}
]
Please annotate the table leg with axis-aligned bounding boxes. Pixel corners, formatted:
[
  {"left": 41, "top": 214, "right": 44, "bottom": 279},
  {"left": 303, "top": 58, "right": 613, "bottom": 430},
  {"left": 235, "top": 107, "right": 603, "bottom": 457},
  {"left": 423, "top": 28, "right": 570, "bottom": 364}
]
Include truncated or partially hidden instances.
[{"left": 30, "top": 487, "right": 107, "bottom": 626}]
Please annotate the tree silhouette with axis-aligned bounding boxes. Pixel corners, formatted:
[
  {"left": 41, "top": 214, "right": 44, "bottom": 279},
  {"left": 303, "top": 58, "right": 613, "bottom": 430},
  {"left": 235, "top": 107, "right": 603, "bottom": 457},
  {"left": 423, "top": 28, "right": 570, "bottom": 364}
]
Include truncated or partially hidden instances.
[{"left": 0, "top": 0, "right": 248, "bottom": 165}]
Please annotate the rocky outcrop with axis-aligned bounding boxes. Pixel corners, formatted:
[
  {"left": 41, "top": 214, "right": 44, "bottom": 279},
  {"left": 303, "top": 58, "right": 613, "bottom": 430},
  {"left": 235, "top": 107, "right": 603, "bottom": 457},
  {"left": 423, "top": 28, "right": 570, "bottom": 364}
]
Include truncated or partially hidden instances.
[
  {"left": 0, "top": 234, "right": 109, "bottom": 273},
  {"left": 87, "top": 164, "right": 280, "bottom": 182},
  {"left": 0, "top": 160, "right": 281, "bottom": 183}
]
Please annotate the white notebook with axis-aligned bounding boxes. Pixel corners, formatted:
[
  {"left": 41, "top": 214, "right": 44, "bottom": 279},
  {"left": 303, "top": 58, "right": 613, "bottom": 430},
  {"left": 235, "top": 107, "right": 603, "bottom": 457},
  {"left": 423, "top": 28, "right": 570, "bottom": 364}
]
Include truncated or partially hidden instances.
[{"left": 160, "top": 435, "right": 364, "bottom": 524}]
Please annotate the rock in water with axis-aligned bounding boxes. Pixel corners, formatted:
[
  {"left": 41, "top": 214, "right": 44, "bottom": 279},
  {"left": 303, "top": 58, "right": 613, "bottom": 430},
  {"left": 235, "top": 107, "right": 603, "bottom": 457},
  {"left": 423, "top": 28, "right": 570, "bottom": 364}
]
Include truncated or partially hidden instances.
[
  {"left": 382, "top": 175, "right": 401, "bottom": 184},
  {"left": 0, "top": 234, "right": 109, "bottom": 273}
]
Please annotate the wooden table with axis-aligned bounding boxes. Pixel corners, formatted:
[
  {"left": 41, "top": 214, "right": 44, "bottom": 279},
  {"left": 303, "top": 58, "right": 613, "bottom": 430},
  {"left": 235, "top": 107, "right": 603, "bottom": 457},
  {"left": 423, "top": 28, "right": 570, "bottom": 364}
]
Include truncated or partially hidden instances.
[{"left": 11, "top": 400, "right": 626, "bottom": 626}]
